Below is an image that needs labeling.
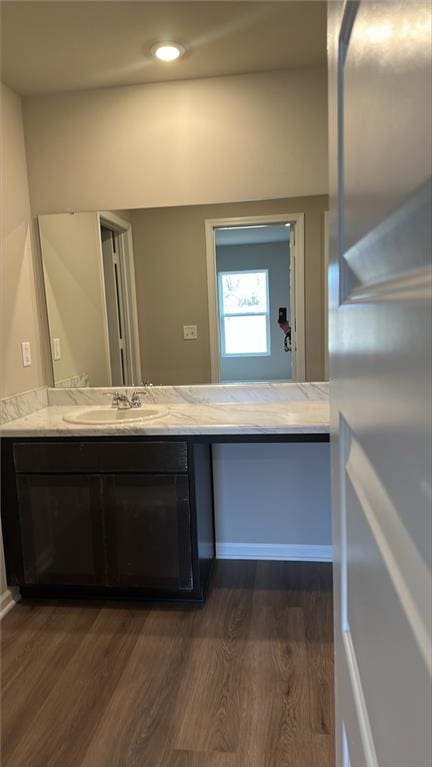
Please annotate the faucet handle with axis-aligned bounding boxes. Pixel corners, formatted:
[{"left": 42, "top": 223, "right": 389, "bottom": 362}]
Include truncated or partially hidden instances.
[
  {"left": 110, "top": 391, "right": 120, "bottom": 407},
  {"left": 130, "top": 391, "right": 142, "bottom": 408}
]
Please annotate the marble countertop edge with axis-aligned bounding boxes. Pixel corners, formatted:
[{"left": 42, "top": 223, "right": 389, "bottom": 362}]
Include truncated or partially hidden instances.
[{"left": 0, "top": 402, "right": 330, "bottom": 437}]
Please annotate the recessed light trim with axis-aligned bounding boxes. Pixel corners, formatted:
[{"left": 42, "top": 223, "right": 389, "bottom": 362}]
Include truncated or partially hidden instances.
[{"left": 151, "top": 41, "right": 185, "bottom": 62}]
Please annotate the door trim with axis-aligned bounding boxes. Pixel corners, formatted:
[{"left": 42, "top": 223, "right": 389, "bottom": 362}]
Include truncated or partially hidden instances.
[
  {"left": 0, "top": 588, "right": 20, "bottom": 620},
  {"left": 205, "top": 212, "right": 306, "bottom": 383},
  {"left": 97, "top": 211, "right": 142, "bottom": 387},
  {"left": 324, "top": 210, "right": 329, "bottom": 380}
]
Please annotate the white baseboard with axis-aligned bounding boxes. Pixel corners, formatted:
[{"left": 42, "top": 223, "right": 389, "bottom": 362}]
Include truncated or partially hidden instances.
[
  {"left": 0, "top": 587, "right": 20, "bottom": 620},
  {"left": 216, "top": 543, "right": 333, "bottom": 562}
]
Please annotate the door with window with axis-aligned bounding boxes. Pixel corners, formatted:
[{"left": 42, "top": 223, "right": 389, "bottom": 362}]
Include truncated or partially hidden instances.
[{"left": 329, "top": 2, "right": 431, "bottom": 766}]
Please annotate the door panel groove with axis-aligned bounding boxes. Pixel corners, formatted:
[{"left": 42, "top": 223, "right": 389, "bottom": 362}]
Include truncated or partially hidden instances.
[
  {"left": 346, "top": 438, "right": 432, "bottom": 673},
  {"left": 344, "top": 264, "right": 431, "bottom": 305},
  {"left": 342, "top": 629, "right": 378, "bottom": 767}
]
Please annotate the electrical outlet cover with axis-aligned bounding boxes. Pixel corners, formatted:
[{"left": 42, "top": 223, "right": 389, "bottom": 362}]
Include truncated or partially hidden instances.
[
  {"left": 53, "top": 337, "right": 61, "bottom": 361},
  {"left": 183, "top": 325, "right": 198, "bottom": 340},
  {"left": 21, "top": 341, "right": 32, "bottom": 367}
]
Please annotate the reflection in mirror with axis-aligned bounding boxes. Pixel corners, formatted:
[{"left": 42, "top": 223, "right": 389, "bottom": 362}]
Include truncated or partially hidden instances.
[
  {"left": 39, "top": 210, "right": 141, "bottom": 388},
  {"left": 214, "top": 223, "right": 293, "bottom": 383},
  {"left": 39, "top": 198, "right": 325, "bottom": 388}
]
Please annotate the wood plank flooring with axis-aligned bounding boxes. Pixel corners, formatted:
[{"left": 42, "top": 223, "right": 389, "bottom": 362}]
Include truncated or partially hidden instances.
[{"left": 1, "top": 561, "right": 334, "bottom": 767}]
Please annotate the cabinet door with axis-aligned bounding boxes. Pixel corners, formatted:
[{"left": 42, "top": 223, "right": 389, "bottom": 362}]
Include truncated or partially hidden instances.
[
  {"left": 105, "top": 474, "right": 193, "bottom": 591},
  {"left": 16, "top": 474, "right": 105, "bottom": 586}
]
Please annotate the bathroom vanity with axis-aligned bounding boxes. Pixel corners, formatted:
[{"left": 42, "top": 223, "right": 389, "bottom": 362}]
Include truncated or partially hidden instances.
[
  {"left": 0, "top": 383, "right": 330, "bottom": 604},
  {"left": 1, "top": 437, "right": 214, "bottom": 602}
]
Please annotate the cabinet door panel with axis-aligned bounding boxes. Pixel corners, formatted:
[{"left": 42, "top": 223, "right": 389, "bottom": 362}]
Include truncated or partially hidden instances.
[
  {"left": 105, "top": 475, "right": 193, "bottom": 591},
  {"left": 16, "top": 474, "right": 105, "bottom": 586}
]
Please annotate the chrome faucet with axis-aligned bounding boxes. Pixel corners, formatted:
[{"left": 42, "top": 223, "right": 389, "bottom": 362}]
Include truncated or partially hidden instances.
[
  {"left": 111, "top": 392, "right": 130, "bottom": 409},
  {"left": 111, "top": 391, "right": 142, "bottom": 409},
  {"left": 130, "top": 392, "right": 142, "bottom": 408}
]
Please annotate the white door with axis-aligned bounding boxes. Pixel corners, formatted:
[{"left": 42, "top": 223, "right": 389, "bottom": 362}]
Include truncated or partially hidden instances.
[
  {"left": 101, "top": 226, "right": 129, "bottom": 386},
  {"left": 328, "top": 3, "right": 431, "bottom": 767}
]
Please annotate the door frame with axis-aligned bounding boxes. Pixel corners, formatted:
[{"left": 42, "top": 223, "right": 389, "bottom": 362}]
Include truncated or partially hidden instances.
[
  {"left": 97, "top": 211, "right": 142, "bottom": 387},
  {"left": 324, "top": 210, "right": 329, "bottom": 380},
  {"left": 205, "top": 212, "right": 305, "bottom": 383}
]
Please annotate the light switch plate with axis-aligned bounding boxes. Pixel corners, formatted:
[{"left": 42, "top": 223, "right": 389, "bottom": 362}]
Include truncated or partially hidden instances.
[
  {"left": 21, "top": 341, "right": 32, "bottom": 367},
  {"left": 183, "top": 324, "right": 198, "bottom": 340},
  {"left": 53, "top": 337, "right": 61, "bottom": 361}
]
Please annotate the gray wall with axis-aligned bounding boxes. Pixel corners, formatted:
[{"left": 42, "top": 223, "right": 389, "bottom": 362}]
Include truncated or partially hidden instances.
[
  {"left": 213, "top": 443, "right": 331, "bottom": 550},
  {"left": 216, "top": 241, "right": 292, "bottom": 382}
]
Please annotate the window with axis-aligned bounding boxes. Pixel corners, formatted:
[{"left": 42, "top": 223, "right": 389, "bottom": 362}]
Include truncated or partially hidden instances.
[{"left": 218, "top": 269, "right": 270, "bottom": 357}]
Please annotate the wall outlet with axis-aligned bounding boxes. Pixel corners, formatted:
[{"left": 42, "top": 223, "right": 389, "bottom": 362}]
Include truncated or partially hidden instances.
[
  {"left": 53, "top": 337, "right": 61, "bottom": 361},
  {"left": 21, "top": 341, "right": 32, "bottom": 367},
  {"left": 183, "top": 324, "right": 198, "bottom": 340}
]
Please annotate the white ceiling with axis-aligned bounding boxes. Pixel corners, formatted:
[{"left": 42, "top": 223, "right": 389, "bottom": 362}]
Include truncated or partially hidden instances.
[
  {"left": 1, "top": 1, "right": 326, "bottom": 96},
  {"left": 216, "top": 224, "right": 290, "bottom": 246}
]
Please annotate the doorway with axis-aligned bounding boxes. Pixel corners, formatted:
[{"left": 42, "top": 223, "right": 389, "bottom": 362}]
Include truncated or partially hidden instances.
[
  {"left": 97, "top": 211, "right": 141, "bottom": 387},
  {"left": 206, "top": 213, "right": 305, "bottom": 383}
]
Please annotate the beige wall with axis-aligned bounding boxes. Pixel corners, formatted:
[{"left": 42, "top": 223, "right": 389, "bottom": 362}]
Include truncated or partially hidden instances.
[
  {"left": 0, "top": 84, "right": 48, "bottom": 601},
  {"left": 0, "top": 83, "right": 48, "bottom": 398},
  {"left": 23, "top": 68, "right": 328, "bottom": 216},
  {"left": 38, "top": 212, "right": 110, "bottom": 386},
  {"left": 130, "top": 195, "right": 328, "bottom": 384}
]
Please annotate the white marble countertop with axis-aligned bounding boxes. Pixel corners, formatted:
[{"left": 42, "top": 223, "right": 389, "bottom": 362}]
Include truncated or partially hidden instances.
[{"left": 0, "top": 400, "right": 330, "bottom": 437}]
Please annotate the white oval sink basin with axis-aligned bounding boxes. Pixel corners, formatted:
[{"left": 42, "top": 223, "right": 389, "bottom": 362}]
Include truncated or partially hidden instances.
[{"left": 63, "top": 406, "right": 167, "bottom": 425}]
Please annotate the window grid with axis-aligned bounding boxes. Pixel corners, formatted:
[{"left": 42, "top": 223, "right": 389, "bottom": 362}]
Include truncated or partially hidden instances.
[{"left": 218, "top": 269, "right": 271, "bottom": 358}]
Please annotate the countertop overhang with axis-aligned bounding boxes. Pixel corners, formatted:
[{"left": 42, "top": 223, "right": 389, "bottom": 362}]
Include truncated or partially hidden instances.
[
  {"left": 0, "top": 383, "right": 330, "bottom": 439},
  {"left": 0, "top": 401, "right": 330, "bottom": 438}
]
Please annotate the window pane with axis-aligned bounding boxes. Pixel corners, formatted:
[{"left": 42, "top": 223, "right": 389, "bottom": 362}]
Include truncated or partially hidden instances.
[
  {"left": 224, "top": 315, "right": 268, "bottom": 355},
  {"left": 221, "top": 271, "right": 268, "bottom": 315}
]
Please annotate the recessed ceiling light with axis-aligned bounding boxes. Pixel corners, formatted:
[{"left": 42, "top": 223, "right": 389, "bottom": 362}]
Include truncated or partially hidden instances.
[{"left": 151, "top": 42, "right": 185, "bottom": 62}]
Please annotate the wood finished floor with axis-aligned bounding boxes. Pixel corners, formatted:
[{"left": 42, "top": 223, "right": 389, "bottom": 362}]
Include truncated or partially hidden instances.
[{"left": 1, "top": 561, "right": 334, "bottom": 767}]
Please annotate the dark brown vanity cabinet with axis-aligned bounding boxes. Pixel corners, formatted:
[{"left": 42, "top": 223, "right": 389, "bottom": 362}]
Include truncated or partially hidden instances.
[
  {"left": 16, "top": 473, "right": 105, "bottom": 587},
  {"left": 105, "top": 474, "right": 193, "bottom": 590},
  {"left": 1, "top": 438, "right": 215, "bottom": 602}
]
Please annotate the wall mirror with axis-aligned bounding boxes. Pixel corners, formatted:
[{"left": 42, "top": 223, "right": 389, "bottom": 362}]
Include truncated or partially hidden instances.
[{"left": 39, "top": 197, "right": 327, "bottom": 388}]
